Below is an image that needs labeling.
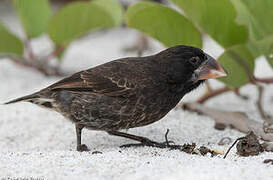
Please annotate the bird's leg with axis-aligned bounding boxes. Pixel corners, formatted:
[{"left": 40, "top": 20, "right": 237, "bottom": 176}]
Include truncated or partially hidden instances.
[
  {"left": 75, "top": 124, "right": 89, "bottom": 152},
  {"left": 107, "top": 130, "right": 174, "bottom": 148}
]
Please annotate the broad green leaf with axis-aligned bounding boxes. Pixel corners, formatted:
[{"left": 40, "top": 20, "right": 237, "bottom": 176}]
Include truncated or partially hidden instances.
[
  {"left": 218, "top": 44, "right": 255, "bottom": 87},
  {"left": 0, "top": 22, "right": 24, "bottom": 56},
  {"left": 13, "top": 0, "right": 51, "bottom": 38},
  {"left": 230, "top": 0, "right": 260, "bottom": 41},
  {"left": 126, "top": 1, "right": 202, "bottom": 48},
  {"left": 48, "top": 2, "right": 114, "bottom": 46},
  {"left": 241, "top": 0, "right": 273, "bottom": 39},
  {"left": 170, "top": 0, "right": 248, "bottom": 48},
  {"left": 92, "top": 0, "right": 123, "bottom": 26},
  {"left": 239, "top": 0, "right": 273, "bottom": 68},
  {"left": 251, "top": 35, "right": 273, "bottom": 67},
  {"left": 229, "top": 0, "right": 262, "bottom": 60},
  {"left": 231, "top": 0, "right": 273, "bottom": 67}
]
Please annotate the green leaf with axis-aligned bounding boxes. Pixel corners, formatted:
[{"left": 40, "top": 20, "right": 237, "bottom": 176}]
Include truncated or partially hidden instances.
[
  {"left": 170, "top": 0, "right": 248, "bottom": 48},
  {"left": 230, "top": 0, "right": 260, "bottom": 41},
  {"left": 241, "top": 0, "right": 273, "bottom": 39},
  {"left": 12, "top": 0, "right": 51, "bottom": 38},
  {"left": 92, "top": 0, "right": 123, "bottom": 26},
  {"left": 125, "top": 1, "right": 202, "bottom": 48},
  {"left": 218, "top": 44, "right": 255, "bottom": 87},
  {"left": 231, "top": 0, "right": 273, "bottom": 67},
  {"left": 48, "top": 1, "right": 115, "bottom": 46},
  {"left": 251, "top": 35, "right": 273, "bottom": 67},
  {"left": 0, "top": 22, "right": 24, "bottom": 56}
]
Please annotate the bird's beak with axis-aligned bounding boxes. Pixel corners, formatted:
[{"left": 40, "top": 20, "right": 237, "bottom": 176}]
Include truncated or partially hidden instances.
[{"left": 194, "top": 54, "right": 228, "bottom": 81}]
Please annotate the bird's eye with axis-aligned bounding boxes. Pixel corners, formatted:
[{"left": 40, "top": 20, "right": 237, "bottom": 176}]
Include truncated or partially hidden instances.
[{"left": 189, "top": 57, "right": 200, "bottom": 65}]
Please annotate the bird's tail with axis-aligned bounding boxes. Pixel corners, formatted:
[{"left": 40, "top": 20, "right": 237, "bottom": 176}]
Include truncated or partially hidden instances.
[
  {"left": 4, "top": 91, "right": 55, "bottom": 109},
  {"left": 4, "top": 93, "right": 41, "bottom": 104},
  {"left": 4, "top": 90, "right": 55, "bottom": 109}
]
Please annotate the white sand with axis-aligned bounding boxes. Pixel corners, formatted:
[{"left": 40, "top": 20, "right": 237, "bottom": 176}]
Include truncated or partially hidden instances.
[{"left": 1, "top": 2, "right": 273, "bottom": 180}]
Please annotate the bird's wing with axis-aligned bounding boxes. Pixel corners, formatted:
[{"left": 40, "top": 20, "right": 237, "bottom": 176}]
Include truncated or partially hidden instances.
[{"left": 48, "top": 59, "right": 155, "bottom": 97}]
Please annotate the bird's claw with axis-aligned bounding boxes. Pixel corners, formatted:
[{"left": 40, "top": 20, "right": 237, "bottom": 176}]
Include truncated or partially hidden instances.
[
  {"left": 120, "top": 138, "right": 175, "bottom": 148},
  {"left": 163, "top": 140, "right": 175, "bottom": 146}
]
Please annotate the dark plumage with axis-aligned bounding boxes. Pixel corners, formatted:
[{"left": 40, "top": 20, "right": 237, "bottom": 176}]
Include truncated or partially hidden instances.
[{"left": 5, "top": 45, "right": 227, "bottom": 151}]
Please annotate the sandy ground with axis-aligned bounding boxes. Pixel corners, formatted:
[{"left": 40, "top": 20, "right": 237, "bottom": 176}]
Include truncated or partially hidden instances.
[{"left": 1, "top": 2, "right": 273, "bottom": 180}]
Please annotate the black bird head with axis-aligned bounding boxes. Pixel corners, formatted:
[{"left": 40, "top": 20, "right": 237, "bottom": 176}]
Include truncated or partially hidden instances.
[{"left": 157, "top": 45, "right": 227, "bottom": 93}]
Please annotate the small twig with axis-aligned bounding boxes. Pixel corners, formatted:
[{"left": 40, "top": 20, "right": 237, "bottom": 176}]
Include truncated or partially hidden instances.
[
  {"left": 197, "top": 86, "right": 231, "bottom": 103},
  {"left": 197, "top": 86, "right": 251, "bottom": 104},
  {"left": 165, "top": 129, "right": 170, "bottom": 146},
  {"left": 223, "top": 137, "right": 244, "bottom": 159},
  {"left": 224, "top": 131, "right": 264, "bottom": 158}
]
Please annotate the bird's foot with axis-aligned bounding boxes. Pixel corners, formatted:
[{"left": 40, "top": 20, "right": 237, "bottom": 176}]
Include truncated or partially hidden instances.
[
  {"left": 120, "top": 129, "right": 175, "bottom": 148},
  {"left": 120, "top": 139, "right": 174, "bottom": 148},
  {"left": 77, "top": 144, "right": 90, "bottom": 152}
]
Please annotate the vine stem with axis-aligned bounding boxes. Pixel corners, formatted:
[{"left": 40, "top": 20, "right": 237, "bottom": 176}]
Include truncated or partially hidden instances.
[
  {"left": 25, "top": 39, "right": 35, "bottom": 60},
  {"left": 43, "top": 45, "right": 65, "bottom": 61},
  {"left": 197, "top": 86, "right": 231, "bottom": 104},
  {"left": 254, "top": 77, "right": 273, "bottom": 84},
  {"left": 205, "top": 80, "right": 213, "bottom": 92},
  {"left": 0, "top": 39, "right": 67, "bottom": 76},
  {"left": 0, "top": 54, "right": 63, "bottom": 76}
]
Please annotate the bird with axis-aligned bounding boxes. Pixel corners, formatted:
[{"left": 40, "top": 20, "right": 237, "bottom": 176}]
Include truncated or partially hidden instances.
[{"left": 5, "top": 45, "right": 227, "bottom": 151}]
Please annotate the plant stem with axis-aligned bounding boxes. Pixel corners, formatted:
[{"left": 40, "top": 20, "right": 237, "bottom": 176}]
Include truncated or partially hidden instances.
[
  {"left": 256, "top": 85, "right": 273, "bottom": 133},
  {"left": 205, "top": 80, "right": 213, "bottom": 92},
  {"left": 197, "top": 86, "right": 231, "bottom": 103},
  {"left": 254, "top": 77, "right": 273, "bottom": 84},
  {"left": 256, "top": 85, "right": 268, "bottom": 120},
  {"left": 0, "top": 54, "right": 63, "bottom": 76},
  {"left": 44, "top": 45, "right": 65, "bottom": 61},
  {"left": 25, "top": 39, "right": 35, "bottom": 60}
]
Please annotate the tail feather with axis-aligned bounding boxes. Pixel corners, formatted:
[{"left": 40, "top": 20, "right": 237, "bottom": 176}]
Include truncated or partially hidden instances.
[
  {"left": 4, "top": 91, "right": 55, "bottom": 109},
  {"left": 4, "top": 93, "right": 40, "bottom": 104}
]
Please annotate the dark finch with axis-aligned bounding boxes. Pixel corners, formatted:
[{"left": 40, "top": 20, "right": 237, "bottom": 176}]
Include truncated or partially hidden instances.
[{"left": 5, "top": 45, "right": 227, "bottom": 151}]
